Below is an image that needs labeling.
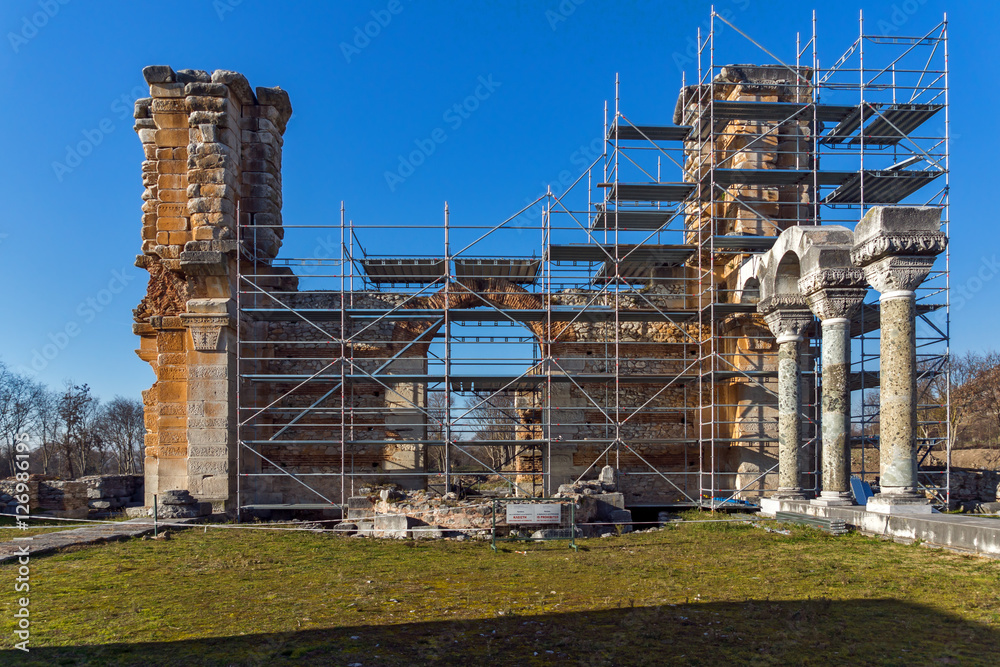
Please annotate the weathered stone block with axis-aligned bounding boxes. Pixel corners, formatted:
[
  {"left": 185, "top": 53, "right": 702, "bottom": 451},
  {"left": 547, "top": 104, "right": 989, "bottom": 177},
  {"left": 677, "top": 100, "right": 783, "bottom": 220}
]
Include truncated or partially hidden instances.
[
  {"left": 155, "top": 128, "right": 189, "bottom": 147},
  {"left": 188, "top": 458, "right": 228, "bottom": 475},
  {"left": 143, "top": 65, "right": 176, "bottom": 84}
]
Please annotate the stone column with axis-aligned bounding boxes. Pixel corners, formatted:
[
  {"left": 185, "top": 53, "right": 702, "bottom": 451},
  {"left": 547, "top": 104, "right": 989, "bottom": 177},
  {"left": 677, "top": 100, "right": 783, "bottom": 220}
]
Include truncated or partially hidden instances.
[
  {"left": 758, "top": 297, "right": 814, "bottom": 499},
  {"left": 851, "top": 207, "right": 946, "bottom": 513},
  {"left": 800, "top": 270, "right": 868, "bottom": 505}
]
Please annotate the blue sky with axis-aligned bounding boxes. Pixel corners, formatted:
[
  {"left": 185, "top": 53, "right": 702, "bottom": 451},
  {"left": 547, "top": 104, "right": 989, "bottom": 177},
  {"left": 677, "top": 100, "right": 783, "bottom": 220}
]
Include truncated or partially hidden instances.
[{"left": 0, "top": 0, "right": 994, "bottom": 402}]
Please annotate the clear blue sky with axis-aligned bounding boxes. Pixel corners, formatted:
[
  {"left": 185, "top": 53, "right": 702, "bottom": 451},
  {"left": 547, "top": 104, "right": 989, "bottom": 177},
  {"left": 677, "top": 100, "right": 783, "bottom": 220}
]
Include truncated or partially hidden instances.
[{"left": 0, "top": 0, "right": 994, "bottom": 402}]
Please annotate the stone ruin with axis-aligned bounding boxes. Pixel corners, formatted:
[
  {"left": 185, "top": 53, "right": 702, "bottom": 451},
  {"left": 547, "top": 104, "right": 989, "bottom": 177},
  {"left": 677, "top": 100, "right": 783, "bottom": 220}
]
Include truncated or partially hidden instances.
[
  {"left": 131, "top": 66, "right": 290, "bottom": 510},
  {"left": 0, "top": 475, "right": 143, "bottom": 519},
  {"left": 128, "top": 64, "right": 950, "bottom": 521}
]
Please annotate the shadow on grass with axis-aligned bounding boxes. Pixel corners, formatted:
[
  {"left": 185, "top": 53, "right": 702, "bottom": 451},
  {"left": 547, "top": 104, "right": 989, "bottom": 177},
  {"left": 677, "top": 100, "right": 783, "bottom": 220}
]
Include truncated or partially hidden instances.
[{"left": 6, "top": 598, "right": 996, "bottom": 666}]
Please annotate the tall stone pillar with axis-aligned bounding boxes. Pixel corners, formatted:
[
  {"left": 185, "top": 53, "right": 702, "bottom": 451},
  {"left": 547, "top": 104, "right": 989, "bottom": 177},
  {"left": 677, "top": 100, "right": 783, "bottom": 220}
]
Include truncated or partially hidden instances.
[
  {"left": 758, "top": 297, "right": 813, "bottom": 499},
  {"left": 851, "top": 207, "right": 946, "bottom": 513},
  {"left": 800, "top": 269, "right": 867, "bottom": 505},
  {"left": 132, "top": 66, "right": 292, "bottom": 513}
]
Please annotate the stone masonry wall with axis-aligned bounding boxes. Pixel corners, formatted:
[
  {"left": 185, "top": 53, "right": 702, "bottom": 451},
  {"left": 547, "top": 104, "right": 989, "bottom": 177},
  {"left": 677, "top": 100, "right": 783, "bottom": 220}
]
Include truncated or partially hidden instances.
[
  {"left": 133, "top": 65, "right": 820, "bottom": 512},
  {"left": 132, "top": 65, "right": 291, "bottom": 512}
]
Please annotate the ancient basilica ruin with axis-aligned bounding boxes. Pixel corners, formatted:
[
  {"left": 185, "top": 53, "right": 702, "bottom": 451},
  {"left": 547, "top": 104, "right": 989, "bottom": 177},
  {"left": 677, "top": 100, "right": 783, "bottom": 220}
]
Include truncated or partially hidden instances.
[{"left": 130, "top": 17, "right": 952, "bottom": 521}]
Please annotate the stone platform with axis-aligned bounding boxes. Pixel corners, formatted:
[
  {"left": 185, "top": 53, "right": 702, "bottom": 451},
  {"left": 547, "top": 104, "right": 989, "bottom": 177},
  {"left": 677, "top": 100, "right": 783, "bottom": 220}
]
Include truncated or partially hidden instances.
[{"left": 760, "top": 499, "right": 1000, "bottom": 558}]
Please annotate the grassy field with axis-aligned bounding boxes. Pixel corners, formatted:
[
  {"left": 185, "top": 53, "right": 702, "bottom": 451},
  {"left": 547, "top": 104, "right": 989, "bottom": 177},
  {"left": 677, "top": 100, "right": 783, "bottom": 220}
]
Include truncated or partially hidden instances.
[{"left": 1, "top": 516, "right": 999, "bottom": 665}]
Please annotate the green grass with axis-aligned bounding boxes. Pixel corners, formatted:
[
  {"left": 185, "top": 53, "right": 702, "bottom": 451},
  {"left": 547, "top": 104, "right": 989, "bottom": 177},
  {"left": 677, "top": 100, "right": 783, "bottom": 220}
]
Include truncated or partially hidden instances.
[{"left": 1, "top": 517, "right": 999, "bottom": 665}]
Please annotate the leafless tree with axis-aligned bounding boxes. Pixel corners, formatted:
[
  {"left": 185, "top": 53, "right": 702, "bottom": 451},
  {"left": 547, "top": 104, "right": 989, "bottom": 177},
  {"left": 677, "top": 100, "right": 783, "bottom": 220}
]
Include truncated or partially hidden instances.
[
  {"left": 95, "top": 397, "right": 145, "bottom": 474},
  {"left": 32, "top": 389, "right": 61, "bottom": 475},
  {"left": 468, "top": 391, "right": 521, "bottom": 472},
  {"left": 0, "top": 363, "right": 45, "bottom": 477},
  {"left": 57, "top": 383, "right": 97, "bottom": 479}
]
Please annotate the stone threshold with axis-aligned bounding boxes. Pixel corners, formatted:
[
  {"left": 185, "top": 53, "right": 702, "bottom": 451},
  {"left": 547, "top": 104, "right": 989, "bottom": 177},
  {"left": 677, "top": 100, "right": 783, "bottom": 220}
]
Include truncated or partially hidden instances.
[{"left": 760, "top": 499, "right": 1000, "bottom": 558}]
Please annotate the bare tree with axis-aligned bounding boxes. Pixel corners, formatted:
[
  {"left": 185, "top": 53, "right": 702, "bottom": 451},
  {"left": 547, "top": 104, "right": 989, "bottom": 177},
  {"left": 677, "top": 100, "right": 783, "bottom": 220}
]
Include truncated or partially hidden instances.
[
  {"left": 468, "top": 391, "right": 521, "bottom": 472},
  {"left": 95, "top": 397, "right": 145, "bottom": 474},
  {"left": 426, "top": 391, "right": 473, "bottom": 472},
  {"left": 57, "top": 383, "right": 96, "bottom": 479},
  {"left": 32, "top": 389, "right": 61, "bottom": 476},
  {"left": 0, "top": 363, "right": 45, "bottom": 477}
]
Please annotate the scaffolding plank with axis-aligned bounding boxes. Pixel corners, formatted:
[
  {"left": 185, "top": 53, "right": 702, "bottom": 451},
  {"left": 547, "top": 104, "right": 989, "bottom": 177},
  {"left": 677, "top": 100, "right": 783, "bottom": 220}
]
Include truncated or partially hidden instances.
[
  {"left": 695, "top": 101, "right": 855, "bottom": 123},
  {"left": 453, "top": 258, "right": 540, "bottom": 284},
  {"left": 709, "top": 169, "right": 854, "bottom": 187},
  {"left": 591, "top": 209, "right": 676, "bottom": 231},
  {"left": 608, "top": 123, "right": 692, "bottom": 142},
  {"left": 710, "top": 235, "right": 777, "bottom": 252},
  {"left": 592, "top": 261, "right": 689, "bottom": 284},
  {"left": 852, "top": 302, "right": 943, "bottom": 336},
  {"left": 703, "top": 303, "right": 760, "bottom": 317},
  {"left": 604, "top": 182, "right": 696, "bottom": 202},
  {"left": 849, "top": 104, "right": 944, "bottom": 145},
  {"left": 244, "top": 308, "right": 696, "bottom": 323},
  {"left": 824, "top": 170, "right": 943, "bottom": 204},
  {"left": 820, "top": 103, "right": 944, "bottom": 146},
  {"left": 821, "top": 104, "right": 876, "bottom": 145},
  {"left": 549, "top": 244, "right": 693, "bottom": 264},
  {"left": 848, "top": 370, "right": 880, "bottom": 392},
  {"left": 243, "top": 374, "right": 700, "bottom": 387},
  {"left": 361, "top": 258, "right": 446, "bottom": 284}
]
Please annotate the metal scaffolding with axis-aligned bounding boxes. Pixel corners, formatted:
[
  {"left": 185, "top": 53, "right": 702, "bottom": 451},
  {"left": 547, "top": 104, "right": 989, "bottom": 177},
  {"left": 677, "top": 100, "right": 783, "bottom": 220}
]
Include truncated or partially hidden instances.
[{"left": 234, "top": 10, "right": 950, "bottom": 516}]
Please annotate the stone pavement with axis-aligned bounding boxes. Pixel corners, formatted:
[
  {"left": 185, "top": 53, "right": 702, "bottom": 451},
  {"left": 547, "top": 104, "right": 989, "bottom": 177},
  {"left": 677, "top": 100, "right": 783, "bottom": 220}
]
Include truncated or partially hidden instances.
[
  {"left": 0, "top": 517, "right": 196, "bottom": 564},
  {"left": 761, "top": 499, "right": 1000, "bottom": 558}
]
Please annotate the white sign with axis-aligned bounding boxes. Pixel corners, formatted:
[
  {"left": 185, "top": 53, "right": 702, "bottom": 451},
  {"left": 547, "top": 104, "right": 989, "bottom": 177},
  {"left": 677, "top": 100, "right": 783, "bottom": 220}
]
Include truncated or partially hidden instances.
[{"left": 506, "top": 503, "right": 561, "bottom": 525}]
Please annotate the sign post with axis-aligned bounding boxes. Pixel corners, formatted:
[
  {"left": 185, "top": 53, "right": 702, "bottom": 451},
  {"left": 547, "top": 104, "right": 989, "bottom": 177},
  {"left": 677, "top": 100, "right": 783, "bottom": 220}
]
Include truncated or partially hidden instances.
[{"left": 491, "top": 498, "right": 577, "bottom": 552}]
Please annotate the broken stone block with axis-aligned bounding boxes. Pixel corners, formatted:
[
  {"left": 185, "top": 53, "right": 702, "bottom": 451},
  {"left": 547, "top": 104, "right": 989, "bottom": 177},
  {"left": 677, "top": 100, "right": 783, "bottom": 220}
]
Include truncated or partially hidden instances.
[
  {"left": 609, "top": 509, "right": 633, "bottom": 533},
  {"left": 159, "top": 489, "right": 197, "bottom": 505},
  {"left": 347, "top": 496, "right": 375, "bottom": 520},
  {"left": 598, "top": 465, "right": 619, "bottom": 491},
  {"left": 409, "top": 526, "right": 443, "bottom": 539}
]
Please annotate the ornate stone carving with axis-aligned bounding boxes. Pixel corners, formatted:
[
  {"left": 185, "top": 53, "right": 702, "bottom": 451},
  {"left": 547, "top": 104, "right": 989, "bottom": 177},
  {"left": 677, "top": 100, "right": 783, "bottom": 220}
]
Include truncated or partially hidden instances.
[
  {"left": 850, "top": 231, "right": 947, "bottom": 267},
  {"left": 797, "top": 268, "right": 868, "bottom": 321},
  {"left": 797, "top": 267, "right": 866, "bottom": 295},
  {"left": 804, "top": 287, "right": 868, "bottom": 321},
  {"left": 851, "top": 206, "right": 947, "bottom": 295},
  {"left": 858, "top": 255, "right": 939, "bottom": 294},
  {"left": 180, "top": 314, "right": 233, "bottom": 352},
  {"left": 757, "top": 294, "right": 808, "bottom": 313}
]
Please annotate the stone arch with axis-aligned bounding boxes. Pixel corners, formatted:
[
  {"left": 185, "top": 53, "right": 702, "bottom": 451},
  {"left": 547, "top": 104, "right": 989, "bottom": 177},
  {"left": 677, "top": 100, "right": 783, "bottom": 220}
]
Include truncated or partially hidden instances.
[
  {"left": 389, "top": 277, "right": 577, "bottom": 358},
  {"left": 758, "top": 225, "right": 859, "bottom": 305},
  {"left": 739, "top": 276, "right": 760, "bottom": 304}
]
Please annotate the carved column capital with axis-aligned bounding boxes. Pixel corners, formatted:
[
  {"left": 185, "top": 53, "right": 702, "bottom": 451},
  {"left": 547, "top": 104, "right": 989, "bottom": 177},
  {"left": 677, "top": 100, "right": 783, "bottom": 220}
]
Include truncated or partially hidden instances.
[
  {"left": 850, "top": 231, "right": 947, "bottom": 267},
  {"left": 179, "top": 313, "right": 234, "bottom": 351},
  {"left": 856, "top": 255, "right": 939, "bottom": 295},
  {"left": 798, "top": 267, "right": 868, "bottom": 321},
  {"left": 757, "top": 295, "right": 813, "bottom": 341},
  {"left": 850, "top": 207, "right": 947, "bottom": 295}
]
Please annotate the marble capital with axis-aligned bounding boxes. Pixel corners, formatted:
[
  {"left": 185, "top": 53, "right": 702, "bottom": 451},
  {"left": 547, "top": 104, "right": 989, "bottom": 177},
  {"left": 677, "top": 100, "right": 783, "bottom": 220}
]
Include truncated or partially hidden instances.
[{"left": 757, "top": 295, "right": 813, "bottom": 340}]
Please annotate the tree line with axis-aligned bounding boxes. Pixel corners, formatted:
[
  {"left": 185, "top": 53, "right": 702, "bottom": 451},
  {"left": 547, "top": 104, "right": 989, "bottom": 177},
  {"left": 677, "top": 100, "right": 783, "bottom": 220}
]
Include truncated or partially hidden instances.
[
  {"left": 856, "top": 350, "right": 1000, "bottom": 462},
  {"left": 0, "top": 361, "right": 144, "bottom": 480}
]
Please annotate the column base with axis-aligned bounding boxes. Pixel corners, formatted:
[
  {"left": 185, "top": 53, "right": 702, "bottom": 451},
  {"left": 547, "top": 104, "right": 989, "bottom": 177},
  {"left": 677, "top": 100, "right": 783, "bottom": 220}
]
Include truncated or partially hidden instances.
[
  {"left": 866, "top": 493, "right": 933, "bottom": 514},
  {"left": 811, "top": 492, "right": 854, "bottom": 507},
  {"left": 773, "top": 489, "right": 808, "bottom": 501}
]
